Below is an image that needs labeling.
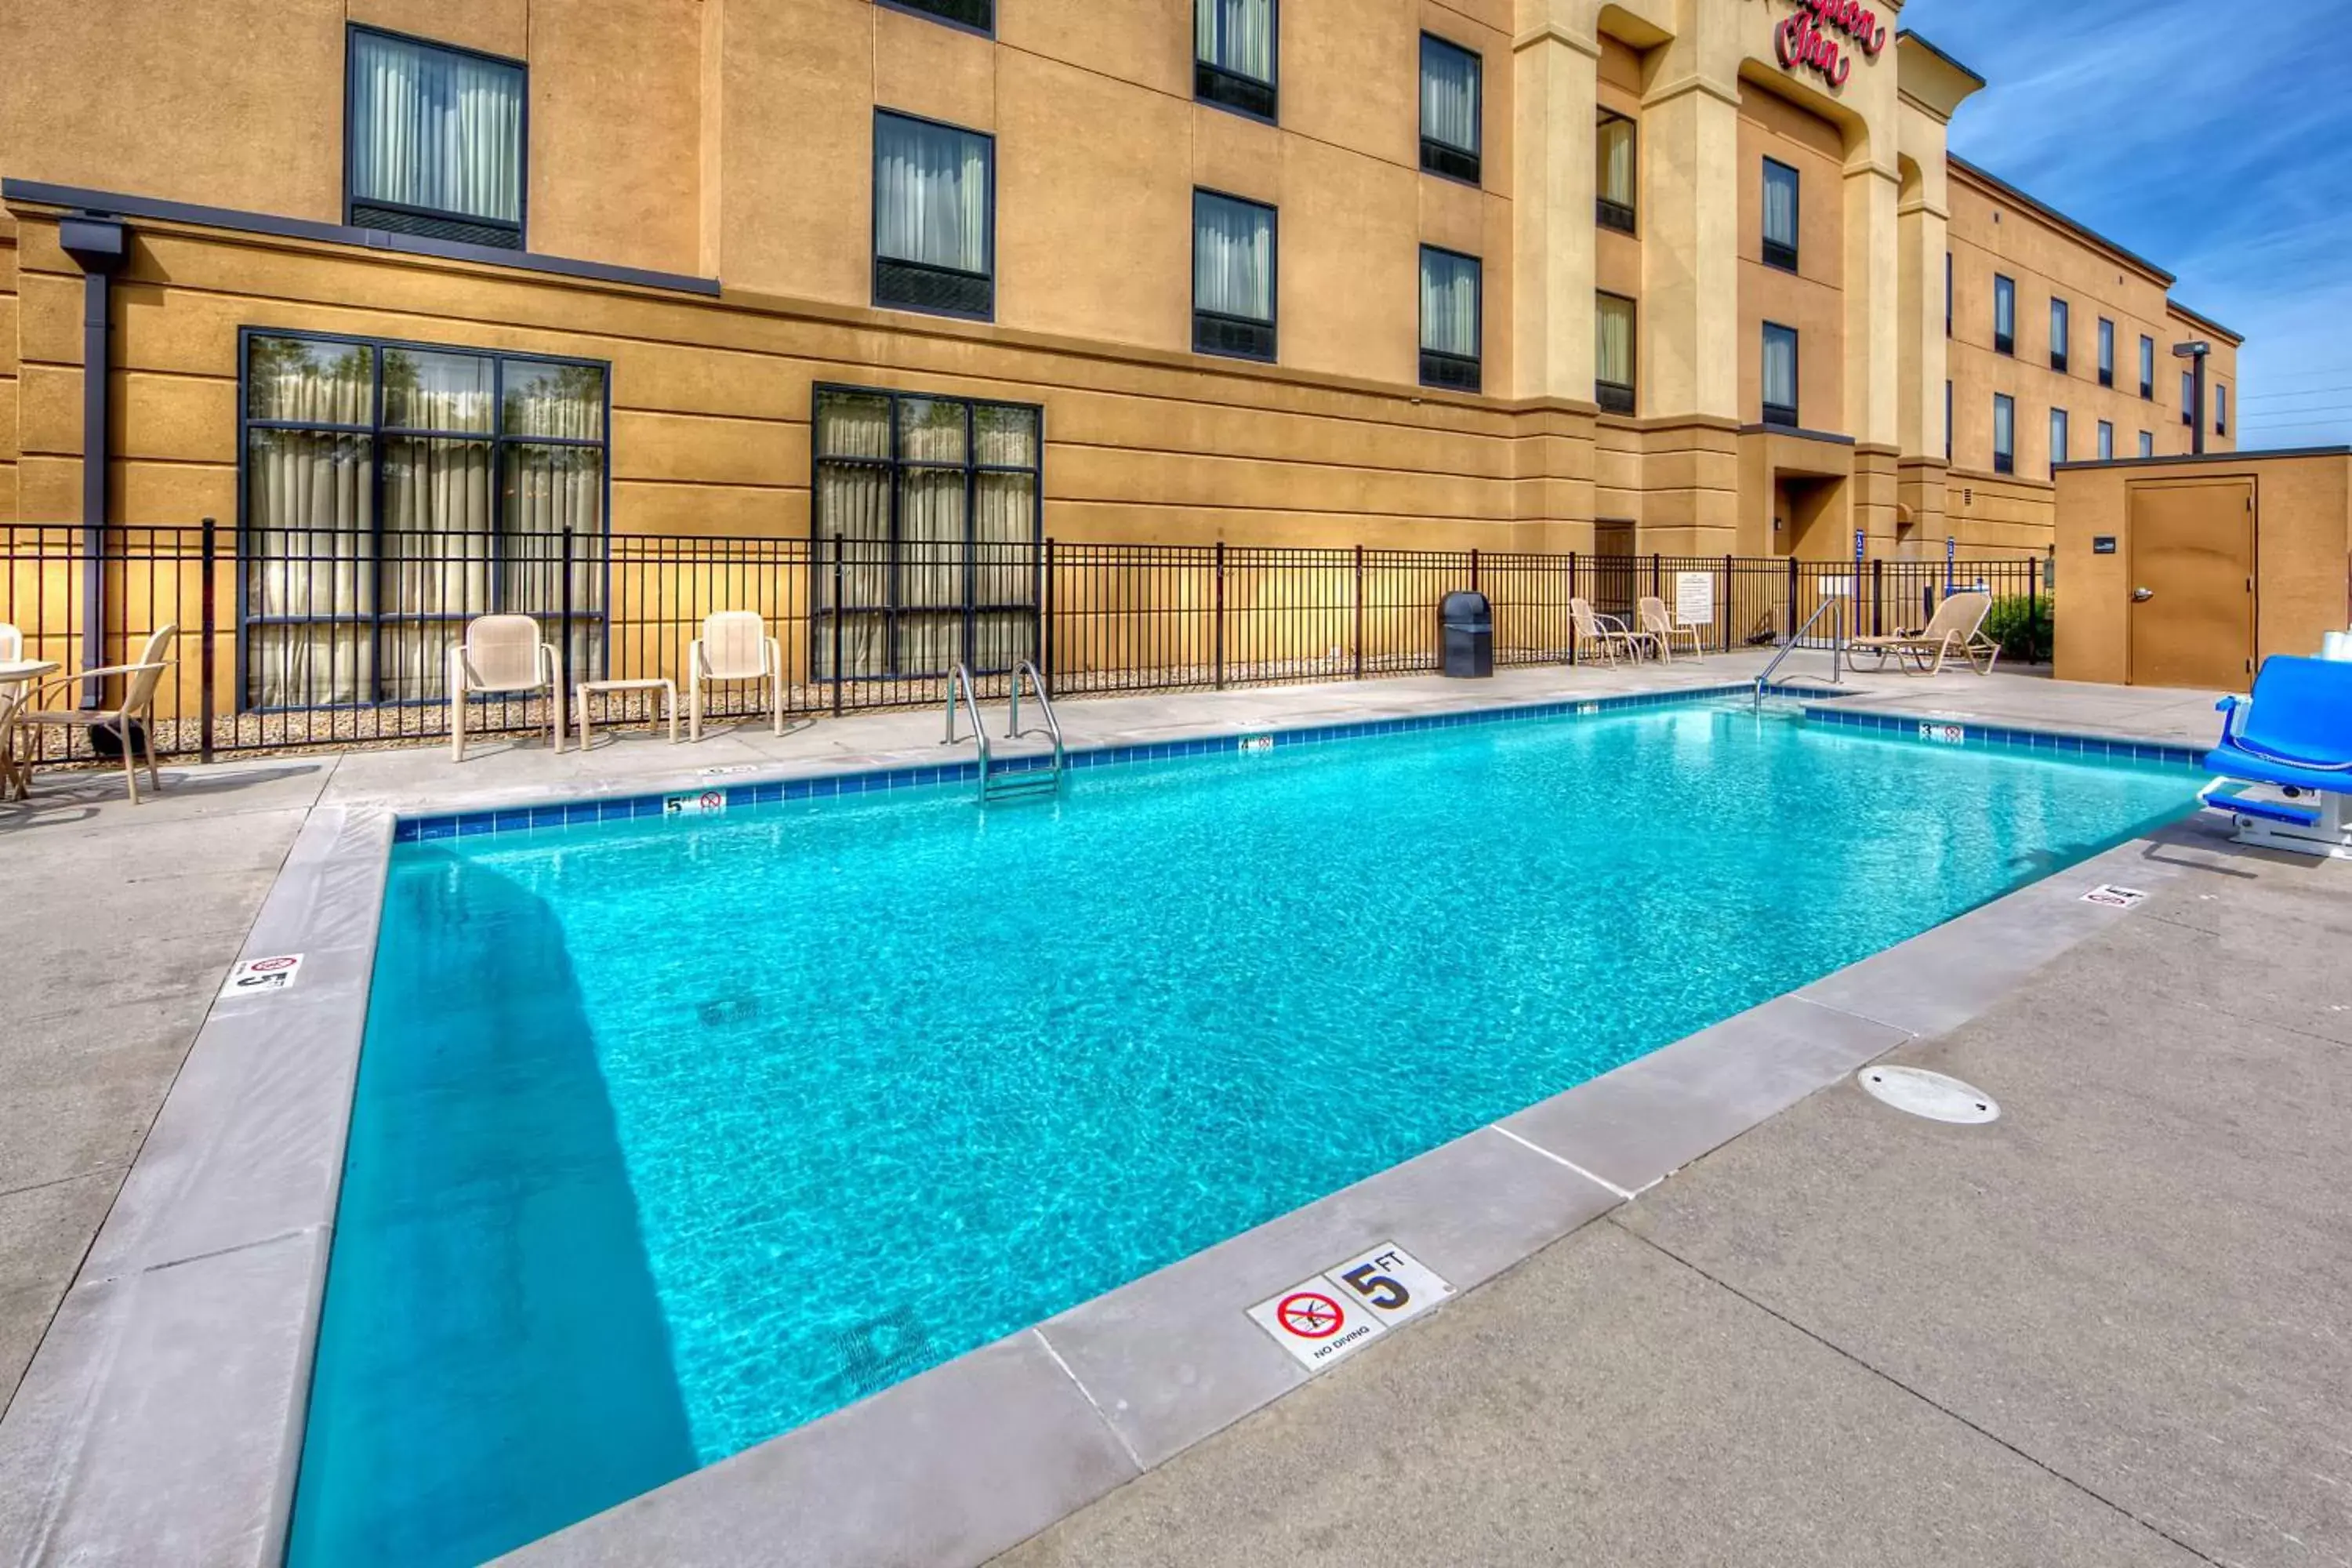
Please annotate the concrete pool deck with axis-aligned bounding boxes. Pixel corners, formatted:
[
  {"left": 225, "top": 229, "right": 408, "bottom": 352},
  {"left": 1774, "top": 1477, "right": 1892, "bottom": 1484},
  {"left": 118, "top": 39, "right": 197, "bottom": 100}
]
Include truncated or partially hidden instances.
[{"left": 2, "top": 651, "right": 2339, "bottom": 1566}]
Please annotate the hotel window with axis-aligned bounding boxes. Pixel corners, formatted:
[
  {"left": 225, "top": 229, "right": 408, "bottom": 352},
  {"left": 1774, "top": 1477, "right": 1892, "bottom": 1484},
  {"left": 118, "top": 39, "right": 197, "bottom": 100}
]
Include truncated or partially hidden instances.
[
  {"left": 1196, "top": 0, "right": 1277, "bottom": 122},
  {"left": 2216, "top": 383, "right": 2229, "bottom": 435},
  {"left": 1194, "top": 190, "right": 1276, "bottom": 361},
  {"left": 1944, "top": 379, "right": 1953, "bottom": 461},
  {"left": 1992, "top": 393, "right": 2015, "bottom": 474},
  {"left": 240, "top": 331, "right": 607, "bottom": 709},
  {"left": 811, "top": 386, "right": 1042, "bottom": 681},
  {"left": 1420, "top": 247, "right": 1482, "bottom": 394},
  {"left": 2097, "top": 318, "right": 2115, "bottom": 387},
  {"left": 1761, "top": 322, "right": 1798, "bottom": 428},
  {"left": 1762, "top": 159, "right": 1799, "bottom": 272},
  {"left": 2049, "top": 299, "right": 2070, "bottom": 373},
  {"left": 1992, "top": 275, "right": 2015, "bottom": 356},
  {"left": 2182, "top": 370, "right": 2195, "bottom": 426},
  {"left": 2140, "top": 335, "right": 2155, "bottom": 398},
  {"left": 2139, "top": 430, "right": 2154, "bottom": 457},
  {"left": 2050, "top": 408, "right": 2069, "bottom": 474},
  {"left": 2098, "top": 419, "right": 2114, "bottom": 461},
  {"left": 1420, "top": 35, "right": 1481, "bottom": 184},
  {"left": 883, "top": 0, "right": 993, "bottom": 31},
  {"left": 1944, "top": 252, "right": 1953, "bottom": 336},
  {"left": 1595, "top": 292, "right": 1636, "bottom": 414},
  {"left": 346, "top": 28, "right": 525, "bottom": 249},
  {"left": 1596, "top": 114, "right": 1637, "bottom": 234},
  {"left": 873, "top": 112, "right": 994, "bottom": 319}
]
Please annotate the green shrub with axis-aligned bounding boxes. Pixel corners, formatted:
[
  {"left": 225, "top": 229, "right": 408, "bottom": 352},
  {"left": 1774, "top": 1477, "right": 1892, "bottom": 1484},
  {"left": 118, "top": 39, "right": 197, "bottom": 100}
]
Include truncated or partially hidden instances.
[{"left": 1981, "top": 595, "right": 2053, "bottom": 665}]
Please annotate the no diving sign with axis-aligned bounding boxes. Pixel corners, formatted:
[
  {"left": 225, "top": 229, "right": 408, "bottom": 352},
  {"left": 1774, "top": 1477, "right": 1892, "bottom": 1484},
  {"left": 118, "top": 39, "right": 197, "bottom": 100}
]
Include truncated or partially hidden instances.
[
  {"left": 1246, "top": 1243, "right": 1454, "bottom": 1372},
  {"left": 222, "top": 954, "right": 303, "bottom": 999}
]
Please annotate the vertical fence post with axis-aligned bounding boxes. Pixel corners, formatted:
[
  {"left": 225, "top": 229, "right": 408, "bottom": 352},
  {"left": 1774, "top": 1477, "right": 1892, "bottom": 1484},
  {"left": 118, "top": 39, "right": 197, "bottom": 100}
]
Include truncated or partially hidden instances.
[
  {"left": 1212, "top": 539, "right": 1227, "bottom": 691},
  {"left": 1784, "top": 554, "right": 1799, "bottom": 640},
  {"left": 198, "top": 517, "right": 217, "bottom": 764},
  {"left": 558, "top": 528, "right": 575, "bottom": 722},
  {"left": 829, "top": 534, "right": 845, "bottom": 717},
  {"left": 1469, "top": 546, "right": 1480, "bottom": 593},
  {"left": 1352, "top": 544, "right": 1365, "bottom": 680},
  {"left": 1871, "top": 557, "right": 1884, "bottom": 637},
  {"left": 1041, "top": 536, "right": 1056, "bottom": 686},
  {"left": 1650, "top": 552, "right": 1662, "bottom": 599},
  {"left": 1721, "top": 554, "right": 1733, "bottom": 653},
  {"left": 1566, "top": 550, "right": 1579, "bottom": 666}
]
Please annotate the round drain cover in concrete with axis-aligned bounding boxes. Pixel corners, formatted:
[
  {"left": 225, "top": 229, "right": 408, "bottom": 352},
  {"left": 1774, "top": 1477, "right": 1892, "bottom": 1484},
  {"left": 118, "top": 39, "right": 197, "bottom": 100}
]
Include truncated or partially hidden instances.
[{"left": 1857, "top": 1066, "right": 1999, "bottom": 1124}]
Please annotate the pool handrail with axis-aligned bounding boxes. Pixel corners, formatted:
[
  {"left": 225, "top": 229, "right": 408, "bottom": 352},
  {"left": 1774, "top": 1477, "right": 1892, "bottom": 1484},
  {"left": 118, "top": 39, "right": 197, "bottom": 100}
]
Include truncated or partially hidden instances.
[
  {"left": 1006, "top": 659, "right": 1065, "bottom": 778},
  {"left": 1755, "top": 592, "right": 1847, "bottom": 708},
  {"left": 943, "top": 662, "right": 992, "bottom": 793}
]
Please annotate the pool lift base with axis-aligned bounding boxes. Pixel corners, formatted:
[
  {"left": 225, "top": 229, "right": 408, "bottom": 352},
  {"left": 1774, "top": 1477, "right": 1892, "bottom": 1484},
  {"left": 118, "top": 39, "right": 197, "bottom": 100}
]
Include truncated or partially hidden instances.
[
  {"left": 2198, "top": 779, "right": 2352, "bottom": 859},
  {"left": 945, "top": 659, "right": 1067, "bottom": 804}
]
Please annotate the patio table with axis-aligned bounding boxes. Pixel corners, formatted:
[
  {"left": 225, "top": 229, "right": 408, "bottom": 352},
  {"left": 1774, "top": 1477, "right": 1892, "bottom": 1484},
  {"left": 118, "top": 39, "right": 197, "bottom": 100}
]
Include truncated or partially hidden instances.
[{"left": 0, "top": 659, "right": 60, "bottom": 800}]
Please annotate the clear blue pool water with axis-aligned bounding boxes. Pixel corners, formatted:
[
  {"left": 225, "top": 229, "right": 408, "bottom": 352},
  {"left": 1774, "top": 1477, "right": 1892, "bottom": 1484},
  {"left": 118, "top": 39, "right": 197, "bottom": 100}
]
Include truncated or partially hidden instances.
[{"left": 289, "top": 702, "right": 2198, "bottom": 1566}]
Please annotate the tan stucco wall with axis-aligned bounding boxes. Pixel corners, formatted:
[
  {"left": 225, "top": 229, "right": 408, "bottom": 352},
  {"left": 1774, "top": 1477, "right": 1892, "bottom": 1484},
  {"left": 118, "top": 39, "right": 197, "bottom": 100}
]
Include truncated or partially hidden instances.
[
  {"left": 2053, "top": 453, "right": 2350, "bottom": 685},
  {"left": 1736, "top": 83, "right": 1845, "bottom": 431}
]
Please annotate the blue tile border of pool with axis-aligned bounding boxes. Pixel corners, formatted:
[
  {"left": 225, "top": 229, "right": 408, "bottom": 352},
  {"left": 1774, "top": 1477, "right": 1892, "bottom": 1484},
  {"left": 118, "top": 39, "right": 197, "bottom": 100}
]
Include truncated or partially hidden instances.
[
  {"left": 1800, "top": 704, "right": 2208, "bottom": 770},
  {"left": 392, "top": 682, "right": 1867, "bottom": 844}
]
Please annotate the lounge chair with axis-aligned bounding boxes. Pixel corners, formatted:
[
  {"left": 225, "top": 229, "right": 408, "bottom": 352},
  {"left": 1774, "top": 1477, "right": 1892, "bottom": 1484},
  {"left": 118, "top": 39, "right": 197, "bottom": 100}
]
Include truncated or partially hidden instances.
[
  {"left": 2199, "top": 655, "right": 2352, "bottom": 858},
  {"left": 448, "top": 614, "right": 563, "bottom": 761},
  {"left": 1849, "top": 590, "right": 1998, "bottom": 676},
  {"left": 688, "top": 611, "right": 783, "bottom": 740},
  {"left": 14, "top": 624, "right": 178, "bottom": 804},
  {"left": 1570, "top": 598, "right": 1654, "bottom": 666},
  {"left": 1636, "top": 596, "right": 1704, "bottom": 662}
]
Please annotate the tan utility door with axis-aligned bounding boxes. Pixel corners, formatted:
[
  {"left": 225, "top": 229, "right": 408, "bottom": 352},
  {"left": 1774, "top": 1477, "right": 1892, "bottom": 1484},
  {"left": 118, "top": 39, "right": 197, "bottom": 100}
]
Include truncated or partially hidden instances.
[{"left": 2127, "top": 479, "right": 2255, "bottom": 689}]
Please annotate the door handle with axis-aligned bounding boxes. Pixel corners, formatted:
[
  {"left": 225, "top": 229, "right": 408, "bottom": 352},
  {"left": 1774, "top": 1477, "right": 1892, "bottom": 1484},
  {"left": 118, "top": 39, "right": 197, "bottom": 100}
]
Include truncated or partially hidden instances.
[{"left": 2132, "top": 587, "right": 2154, "bottom": 602}]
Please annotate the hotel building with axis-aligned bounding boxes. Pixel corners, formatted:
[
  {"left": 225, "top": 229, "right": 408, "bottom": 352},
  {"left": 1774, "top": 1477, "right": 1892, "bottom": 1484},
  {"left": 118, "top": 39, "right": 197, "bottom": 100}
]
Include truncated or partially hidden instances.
[{"left": 0, "top": 0, "right": 2238, "bottom": 684}]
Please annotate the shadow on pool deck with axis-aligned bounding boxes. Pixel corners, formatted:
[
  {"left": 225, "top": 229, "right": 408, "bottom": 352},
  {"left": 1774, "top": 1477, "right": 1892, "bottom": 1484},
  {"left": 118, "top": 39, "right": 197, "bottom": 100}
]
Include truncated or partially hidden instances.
[{"left": 286, "top": 848, "right": 697, "bottom": 1568}]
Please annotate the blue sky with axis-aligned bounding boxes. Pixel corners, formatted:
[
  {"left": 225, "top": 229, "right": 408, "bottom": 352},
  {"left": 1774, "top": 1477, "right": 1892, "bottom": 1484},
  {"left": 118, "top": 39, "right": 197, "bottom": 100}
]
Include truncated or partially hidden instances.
[{"left": 1908, "top": 0, "right": 2352, "bottom": 447}]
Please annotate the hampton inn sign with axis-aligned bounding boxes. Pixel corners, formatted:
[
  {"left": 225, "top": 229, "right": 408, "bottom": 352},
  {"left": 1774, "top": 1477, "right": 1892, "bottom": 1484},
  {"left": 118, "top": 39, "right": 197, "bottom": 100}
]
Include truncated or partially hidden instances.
[{"left": 1767, "top": 0, "right": 1889, "bottom": 87}]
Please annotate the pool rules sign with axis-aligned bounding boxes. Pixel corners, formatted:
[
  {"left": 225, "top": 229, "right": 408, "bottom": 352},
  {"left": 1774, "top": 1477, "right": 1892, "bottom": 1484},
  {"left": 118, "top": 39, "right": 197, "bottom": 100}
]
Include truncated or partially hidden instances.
[{"left": 1247, "top": 1243, "right": 1453, "bottom": 1371}]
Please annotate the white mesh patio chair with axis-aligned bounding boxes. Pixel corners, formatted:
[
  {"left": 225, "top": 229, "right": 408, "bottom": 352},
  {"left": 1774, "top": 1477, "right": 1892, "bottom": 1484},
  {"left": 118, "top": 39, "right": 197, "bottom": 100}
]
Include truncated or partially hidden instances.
[
  {"left": 1570, "top": 597, "right": 1653, "bottom": 666},
  {"left": 688, "top": 611, "right": 782, "bottom": 740},
  {"left": 448, "top": 614, "right": 563, "bottom": 760},
  {"left": 15, "top": 624, "right": 178, "bottom": 804},
  {"left": 1636, "top": 596, "right": 1704, "bottom": 662}
]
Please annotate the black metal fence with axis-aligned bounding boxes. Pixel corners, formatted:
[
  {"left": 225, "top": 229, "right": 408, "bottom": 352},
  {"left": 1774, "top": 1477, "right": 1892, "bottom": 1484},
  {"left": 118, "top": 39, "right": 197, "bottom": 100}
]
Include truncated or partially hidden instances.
[{"left": 0, "top": 520, "right": 2048, "bottom": 763}]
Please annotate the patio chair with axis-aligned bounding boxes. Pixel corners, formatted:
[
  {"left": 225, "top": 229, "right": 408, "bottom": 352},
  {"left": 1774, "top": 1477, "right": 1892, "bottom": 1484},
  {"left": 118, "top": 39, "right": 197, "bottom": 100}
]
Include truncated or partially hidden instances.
[
  {"left": 14, "top": 624, "right": 178, "bottom": 804},
  {"left": 0, "top": 623, "right": 19, "bottom": 662},
  {"left": 688, "top": 610, "right": 783, "bottom": 740},
  {"left": 1570, "top": 597, "right": 1654, "bottom": 666},
  {"left": 1635, "top": 596, "right": 1704, "bottom": 663},
  {"left": 1849, "top": 590, "right": 1998, "bottom": 677},
  {"left": 448, "top": 614, "right": 563, "bottom": 761}
]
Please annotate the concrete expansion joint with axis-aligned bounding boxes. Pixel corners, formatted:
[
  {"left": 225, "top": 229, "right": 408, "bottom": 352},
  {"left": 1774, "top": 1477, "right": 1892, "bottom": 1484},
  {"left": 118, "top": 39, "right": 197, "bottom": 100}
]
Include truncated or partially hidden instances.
[
  {"left": 1606, "top": 1219, "right": 2236, "bottom": 1568},
  {"left": 1489, "top": 1123, "right": 1638, "bottom": 1202},
  {"left": 1029, "top": 1327, "right": 1145, "bottom": 1475},
  {"left": 127, "top": 1221, "right": 327, "bottom": 1283}
]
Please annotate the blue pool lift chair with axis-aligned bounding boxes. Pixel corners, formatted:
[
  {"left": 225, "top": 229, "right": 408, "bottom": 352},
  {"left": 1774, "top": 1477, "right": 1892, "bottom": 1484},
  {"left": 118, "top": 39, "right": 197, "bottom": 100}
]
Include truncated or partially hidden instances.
[{"left": 2199, "top": 655, "right": 2352, "bottom": 858}]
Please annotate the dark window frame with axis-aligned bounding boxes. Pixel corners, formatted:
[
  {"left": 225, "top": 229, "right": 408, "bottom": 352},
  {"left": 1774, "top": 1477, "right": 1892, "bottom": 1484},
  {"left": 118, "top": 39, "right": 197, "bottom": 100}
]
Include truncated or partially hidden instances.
[
  {"left": 1944, "top": 251, "right": 1952, "bottom": 337},
  {"left": 1992, "top": 274, "right": 2015, "bottom": 356},
  {"left": 344, "top": 24, "right": 528, "bottom": 252},
  {"left": 2216, "top": 383, "right": 2228, "bottom": 435},
  {"left": 2140, "top": 335, "right": 2155, "bottom": 399},
  {"left": 877, "top": 0, "right": 995, "bottom": 35},
  {"left": 1195, "top": 0, "right": 1279, "bottom": 124},
  {"left": 2182, "top": 370, "right": 2195, "bottom": 426},
  {"left": 234, "top": 324, "right": 612, "bottom": 712},
  {"left": 1595, "top": 290, "right": 1636, "bottom": 414},
  {"left": 870, "top": 107, "right": 998, "bottom": 323},
  {"left": 808, "top": 382, "right": 1046, "bottom": 683},
  {"left": 2097, "top": 317, "right": 2115, "bottom": 388},
  {"left": 1944, "top": 379, "right": 1953, "bottom": 462},
  {"left": 1595, "top": 112, "right": 1637, "bottom": 234},
  {"left": 1761, "top": 157, "right": 1799, "bottom": 273},
  {"left": 1418, "top": 244, "right": 1483, "bottom": 394},
  {"left": 2139, "top": 430, "right": 2154, "bottom": 458},
  {"left": 2097, "top": 419, "right": 2114, "bottom": 461},
  {"left": 1418, "top": 33, "right": 1482, "bottom": 186},
  {"left": 1192, "top": 187, "right": 1279, "bottom": 363},
  {"left": 1761, "top": 320, "right": 1799, "bottom": 428},
  {"left": 2049, "top": 297, "right": 2070, "bottom": 374},
  {"left": 1992, "top": 390, "right": 2016, "bottom": 474},
  {"left": 2049, "top": 406, "right": 2069, "bottom": 474}
]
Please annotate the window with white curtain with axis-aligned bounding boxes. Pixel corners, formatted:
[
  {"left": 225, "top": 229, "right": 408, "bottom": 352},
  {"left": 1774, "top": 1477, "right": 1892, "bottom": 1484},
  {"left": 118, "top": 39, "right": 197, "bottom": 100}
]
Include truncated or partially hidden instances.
[
  {"left": 1596, "top": 114, "right": 1636, "bottom": 233},
  {"left": 346, "top": 27, "right": 525, "bottom": 249},
  {"left": 811, "top": 387, "right": 1041, "bottom": 681},
  {"left": 2050, "top": 407, "right": 2069, "bottom": 474},
  {"left": 2098, "top": 317, "right": 2115, "bottom": 386},
  {"left": 240, "top": 331, "right": 607, "bottom": 710},
  {"left": 2181, "top": 370, "right": 2196, "bottom": 426},
  {"left": 1762, "top": 158, "right": 1798, "bottom": 271},
  {"left": 1419, "top": 248, "right": 1481, "bottom": 393},
  {"left": 873, "top": 111, "right": 994, "bottom": 319},
  {"left": 1419, "top": 35, "right": 1481, "bottom": 183},
  {"left": 2049, "top": 298, "right": 2070, "bottom": 372},
  {"left": 1194, "top": 190, "right": 1276, "bottom": 361},
  {"left": 2098, "top": 419, "right": 2114, "bottom": 461},
  {"left": 1994, "top": 274, "right": 2016, "bottom": 354},
  {"left": 2140, "top": 335, "right": 2155, "bottom": 397},
  {"left": 1993, "top": 393, "right": 2016, "bottom": 473},
  {"left": 1762, "top": 322, "right": 1798, "bottom": 427},
  {"left": 1595, "top": 292, "right": 1636, "bottom": 414},
  {"left": 1196, "top": 0, "right": 1278, "bottom": 121}
]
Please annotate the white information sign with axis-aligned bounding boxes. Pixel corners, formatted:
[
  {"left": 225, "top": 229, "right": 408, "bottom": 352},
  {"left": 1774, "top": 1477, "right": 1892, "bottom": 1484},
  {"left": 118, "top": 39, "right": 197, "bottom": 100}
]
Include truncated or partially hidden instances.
[
  {"left": 1673, "top": 572, "right": 1715, "bottom": 627},
  {"left": 1246, "top": 1243, "right": 1454, "bottom": 1370},
  {"left": 1819, "top": 577, "right": 1856, "bottom": 597},
  {"left": 222, "top": 954, "right": 303, "bottom": 998},
  {"left": 2081, "top": 884, "right": 2148, "bottom": 909}
]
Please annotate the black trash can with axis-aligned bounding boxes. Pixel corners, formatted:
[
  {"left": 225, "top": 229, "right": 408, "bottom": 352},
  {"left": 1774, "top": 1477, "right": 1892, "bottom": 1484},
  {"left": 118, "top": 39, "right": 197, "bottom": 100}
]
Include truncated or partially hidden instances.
[{"left": 1439, "top": 590, "right": 1494, "bottom": 678}]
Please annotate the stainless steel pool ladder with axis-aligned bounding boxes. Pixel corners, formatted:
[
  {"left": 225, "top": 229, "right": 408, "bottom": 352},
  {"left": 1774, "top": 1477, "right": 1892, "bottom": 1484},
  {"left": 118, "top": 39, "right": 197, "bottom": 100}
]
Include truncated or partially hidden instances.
[
  {"left": 1754, "top": 593, "right": 1849, "bottom": 710},
  {"left": 944, "top": 661, "right": 1065, "bottom": 801}
]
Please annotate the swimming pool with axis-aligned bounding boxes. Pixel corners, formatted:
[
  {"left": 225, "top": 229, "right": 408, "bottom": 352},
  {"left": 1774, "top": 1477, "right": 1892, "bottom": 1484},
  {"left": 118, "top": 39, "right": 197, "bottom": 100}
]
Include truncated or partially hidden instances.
[{"left": 289, "top": 700, "right": 2198, "bottom": 1565}]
